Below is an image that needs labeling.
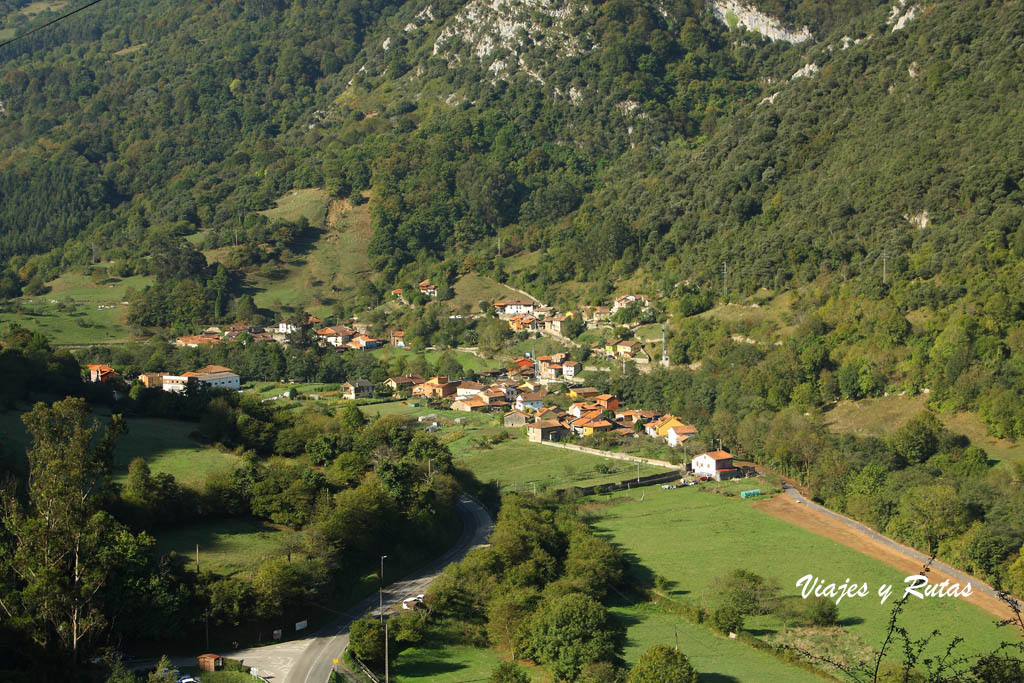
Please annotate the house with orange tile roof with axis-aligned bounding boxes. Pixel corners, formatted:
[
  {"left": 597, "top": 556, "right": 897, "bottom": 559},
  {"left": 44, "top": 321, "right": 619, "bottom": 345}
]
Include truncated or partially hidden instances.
[
  {"left": 315, "top": 326, "right": 354, "bottom": 348},
  {"left": 86, "top": 364, "right": 118, "bottom": 383},
  {"left": 666, "top": 424, "right": 698, "bottom": 448},
  {"left": 691, "top": 450, "right": 740, "bottom": 480}
]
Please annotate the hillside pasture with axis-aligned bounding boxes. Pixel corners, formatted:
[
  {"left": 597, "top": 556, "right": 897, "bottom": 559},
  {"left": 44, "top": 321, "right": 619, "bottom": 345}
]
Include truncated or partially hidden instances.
[
  {"left": 242, "top": 189, "right": 372, "bottom": 316},
  {"left": 585, "top": 486, "right": 1010, "bottom": 662},
  {"left": 113, "top": 418, "right": 240, "bottom": 488},
  {"left": 155, "top": 519, "right": 303, "bottom": 577},
  {"left": 824, "top": 394, "right": 1024, "bottom": 465},
  {"left": 0, "top": 269, "right": 153, "bottom": 344}
]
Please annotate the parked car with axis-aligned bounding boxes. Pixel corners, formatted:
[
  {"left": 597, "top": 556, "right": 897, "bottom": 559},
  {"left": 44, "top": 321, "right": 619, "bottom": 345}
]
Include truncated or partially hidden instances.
[{"left": 402, "top": 594, "right": 425, "bottom": 610}]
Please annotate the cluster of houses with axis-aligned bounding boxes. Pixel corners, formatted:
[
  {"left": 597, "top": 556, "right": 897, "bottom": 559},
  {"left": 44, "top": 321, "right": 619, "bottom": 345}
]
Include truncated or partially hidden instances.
[
  {"left": 174, "top": 315, "right": 386, "bottom": 352},
  {"left": 375, "top": 366, "right": 742, "bottom": 481},
  {"left": 492, "top": 295, "right": 654, "bottom": 363},
  {"left": 87, "top": 363, "right": 242, "bottom": 393}
]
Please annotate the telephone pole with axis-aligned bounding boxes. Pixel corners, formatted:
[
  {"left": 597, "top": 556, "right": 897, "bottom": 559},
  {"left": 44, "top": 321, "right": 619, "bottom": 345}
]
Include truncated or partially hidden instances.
[
  {"left": 882, "top": 248, "right": 888, "bottom": 285},
  {"left": 661, "top": 324, "right": 669, "bottom": 368},
  {"left": 722, "top": 262, "right": 728, "bottom": 299}
]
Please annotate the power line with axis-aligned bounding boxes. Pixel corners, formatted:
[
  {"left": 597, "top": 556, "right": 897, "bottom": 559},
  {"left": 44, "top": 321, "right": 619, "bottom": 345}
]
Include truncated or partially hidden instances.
[{"left": 0, "top": 0, "right": 109, "bottom": 51}]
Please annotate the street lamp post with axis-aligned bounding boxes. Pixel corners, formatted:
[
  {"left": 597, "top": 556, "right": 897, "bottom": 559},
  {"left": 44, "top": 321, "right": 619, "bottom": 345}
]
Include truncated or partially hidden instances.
[{"left": 379, "top": 555, "right": 388, "bottom": 623}]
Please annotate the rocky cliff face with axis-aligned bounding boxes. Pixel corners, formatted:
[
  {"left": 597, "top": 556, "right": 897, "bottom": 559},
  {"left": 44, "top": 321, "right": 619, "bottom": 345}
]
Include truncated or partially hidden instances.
[
  {"left": 710, "top": 0, "right": 812, "bottom": 43},
  {"left": 430, "top": 0, "right": 593, "bottom": 85}
]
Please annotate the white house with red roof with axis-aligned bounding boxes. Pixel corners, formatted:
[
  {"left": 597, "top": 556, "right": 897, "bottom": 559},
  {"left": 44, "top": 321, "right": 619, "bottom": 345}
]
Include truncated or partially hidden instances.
[{"left": 691, "top": 450, "right": 740, "bottom": 481}]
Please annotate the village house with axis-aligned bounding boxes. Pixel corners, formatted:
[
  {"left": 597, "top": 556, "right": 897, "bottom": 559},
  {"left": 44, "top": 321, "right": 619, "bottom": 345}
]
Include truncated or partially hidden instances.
[
  {"left": 533, "top": 305, "right": 554, "bottom": 318},
  {"left": 390, "top": 329, "right": 406, "bottom": 347},
  {"left": 535, "top": 406, "right": 566, "bottom": 422},
  {"left": 87, "top": 364, "right": 118, "bottom": 383},
  {"left": 391, "top": 289, "right": 406, "bottom": 304},
  {"left": 604, "top": 339, "right": 644, "bottom": 360},
  {"left": 451, "top": 396, "right": 488, "bottom": 412},
  {"left": 515, "top": 390, "right": 548, "bottom": 412},
  {"left": 343, "top": 379, "right": 374, "bottom": 400},
  {"left": 316, "top": 326, "right": 355, "bottom": 348},
  {"left": 163, "top": 365, "right": 241, "bottom": 393},
  {"left": 570, "top": 410, "right": 614, "bottom": 437},
  {"left": 175, "top": 334, "right": 221, "bottom": 348},
  {"left": 691, "top": 450, "right": 740, "bottom": 481},
  {"left": 494, "top": 300, "right": 536, "bottom": 317},
  {"left": 186, "top": 366, "right": 241, "bottom": 391},
  {"left": 582, "top": 305, "right": 612, "bottom": 322},
  {"left": 528, "top": 419, "right": 568, "bottom": 442},
  {"left": 561, "top": 360, "right": 582, "bottom": 380},
  {"left": 139, "top": 372, "right": 164, "bottom": 389},
  {"left": 569, "top": 402, "right": 601, "bottom": 418},
  {"left": 666, "top": 424, "right": 698, "bottom": 448},
  {"left": 568, "top": 386, "right": 600, "bottom": 400},
  {"left": 346, "top": 333, "right": 383, "bottom": 350},
  {"left": 645, "top": 415, "right": 688, "bottom": 438},
  {"left": 455, "top": 380, "right": 487, "bottom": 397},
  {"left": 519, "top": 378, "right": 544, "bottom": 392},
  {"left": 413, "top": 376, "right": 457, "bottom": 399},
  {"left": 419, "top": 280, "right": 438, "bottom": 297},
  {"left": 540, "top": 362, "right": 563, "bottom": 380},
  {"left": 385, "top": 375, "right": 425, "bottom": 394},
  {"left": 594, "top": 394, "right": 619, "bottom": 411},
  {"left": 503, "top": 410, "right": 530, "bottom": 428},
  {"left": 479, "top": 387, "right": 510, "bottom": 405},
  {"left": 612, "top": 294, "right": 650, "bottom": 313},
  {"left": 615, "top": 409, "right": 662, "bottom": 427}
]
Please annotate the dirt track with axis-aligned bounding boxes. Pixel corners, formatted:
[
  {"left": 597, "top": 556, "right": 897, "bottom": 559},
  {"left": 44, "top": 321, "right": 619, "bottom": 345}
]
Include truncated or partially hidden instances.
[{"left": 754, "top": 493, "right": 1016, "bottom": 621}]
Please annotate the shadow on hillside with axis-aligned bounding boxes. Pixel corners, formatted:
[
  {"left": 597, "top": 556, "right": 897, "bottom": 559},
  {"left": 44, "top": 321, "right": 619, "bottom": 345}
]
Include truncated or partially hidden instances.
[{"left": 699, "top": 674, "right": 741, "bottom": 683}]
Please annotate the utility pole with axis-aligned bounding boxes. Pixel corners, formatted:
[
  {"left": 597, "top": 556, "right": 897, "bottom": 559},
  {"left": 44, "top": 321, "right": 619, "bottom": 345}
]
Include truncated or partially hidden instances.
[
  {"left": 379, "top": 555, "right": 388, "bottom": 624},
  {"left": 637, "top": 461, "right": 640, "bottom": 483},
  {"left": 196, "top": 544, "right": 199, "bottom": 572},
  {"left": 882, "top": 248, "right": 888, "bottom": 285},
  {"left": 661, "top": 324, "right": 669, "bottom": 368},
  {"left": 722, "top": 262, "right": 728, "bottom": 299},
  {"left": 385, "top": 621, "right": 390, "bottom": 683}
]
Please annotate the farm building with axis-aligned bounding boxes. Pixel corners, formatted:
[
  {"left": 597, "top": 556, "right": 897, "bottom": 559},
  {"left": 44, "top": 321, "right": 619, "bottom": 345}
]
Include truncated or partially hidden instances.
[
  {"left": 527, "top": 420, "right": 568, "bottom": 443},
  {"left": 691, "top": 450, "right": 741, "bottom": 481},
  {"left": 343, "top": 379, "right": 374, "bottom": 400}
]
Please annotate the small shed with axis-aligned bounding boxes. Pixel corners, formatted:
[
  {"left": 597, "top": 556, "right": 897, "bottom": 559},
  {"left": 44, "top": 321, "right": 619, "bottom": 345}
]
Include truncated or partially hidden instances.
[{"left": 197, "top": 654, "right": 223, "bottom": 672}]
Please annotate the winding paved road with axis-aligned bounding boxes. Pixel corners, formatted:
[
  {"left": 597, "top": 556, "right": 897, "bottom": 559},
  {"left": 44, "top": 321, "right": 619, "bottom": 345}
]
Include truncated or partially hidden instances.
[{"left": 272, "top": 494, "right": 493, "bottom": 683}]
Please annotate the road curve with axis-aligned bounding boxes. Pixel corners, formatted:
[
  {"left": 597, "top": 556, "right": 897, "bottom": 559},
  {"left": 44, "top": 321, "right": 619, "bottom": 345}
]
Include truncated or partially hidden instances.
[{"left": 285, "top": 494, "right": 493, "bottom": 683}]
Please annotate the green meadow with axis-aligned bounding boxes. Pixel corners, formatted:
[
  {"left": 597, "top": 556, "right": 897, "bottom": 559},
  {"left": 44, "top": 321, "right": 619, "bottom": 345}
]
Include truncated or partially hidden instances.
[
  {"left": 585, "top": 486, "right": 1010, "bottom": 661},
  {"left": 112, "top": 417, "right": 241, "bottom": 489}
]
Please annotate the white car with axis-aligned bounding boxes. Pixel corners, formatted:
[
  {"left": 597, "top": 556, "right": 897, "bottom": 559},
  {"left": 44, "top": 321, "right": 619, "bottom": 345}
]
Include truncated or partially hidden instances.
[{"left": 402, "top": 595, "right": 425, "bottom": 610}]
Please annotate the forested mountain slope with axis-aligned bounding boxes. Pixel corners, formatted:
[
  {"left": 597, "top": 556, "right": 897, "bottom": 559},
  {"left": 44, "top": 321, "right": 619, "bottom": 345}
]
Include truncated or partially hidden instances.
[{"left": 1, "top": 0, "right": 1024, "bottom": 431}]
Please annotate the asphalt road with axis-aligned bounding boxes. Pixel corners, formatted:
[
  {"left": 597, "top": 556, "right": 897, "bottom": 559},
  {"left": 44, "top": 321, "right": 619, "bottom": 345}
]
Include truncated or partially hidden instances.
[{"left": 282, "top": 494, "right": 493, "bottom": 683}]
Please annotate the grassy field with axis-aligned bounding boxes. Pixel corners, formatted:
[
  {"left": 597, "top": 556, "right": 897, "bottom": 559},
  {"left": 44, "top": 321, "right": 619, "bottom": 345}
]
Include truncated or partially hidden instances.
[
  {"left": 361, "top": 402, "right": 673, "bottom": 493},
  {"left": 450, "top": 273, "right": 531, "bottom": 312},
  {"left": 242, "top": 189, "right": 372, "bottom": 316},
  {"left": 391, "top": 640, "right": 539, "bottom": 682},
  {"left": 155, "top": 519, "right": 303, "bottom": 577},
  {"left": 585, "top": 486, "right": 1010, "bottom": 662},
  {"left": 0, "top": 268, "right": 154, "bottom": 344},
  {"left": 113, "top": 418, "right": 241, "bottom": 488},
  {"left": 258, "top": 188, "right": 330, "bottom": 226},
  {"left": 698, "top": 290, "right": 796, "bottom": 342},
  {"left": 824, "top": 394, "right": 1024, "bottom": 465},
  {"left": 452, "top": 438, "right": 671, "bottom": 494},
  {"left": 610, "top": 599, "right": 823, "bottom": 682}
]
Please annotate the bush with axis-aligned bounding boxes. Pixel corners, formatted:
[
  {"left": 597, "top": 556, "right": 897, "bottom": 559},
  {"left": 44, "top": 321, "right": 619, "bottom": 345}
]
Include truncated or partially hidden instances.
[
  {"left": 804, "top": 597, "right": 839, "bottom": 627},
  {"left": 710, "top": 605, "right": 743, "bottom": 634}
]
